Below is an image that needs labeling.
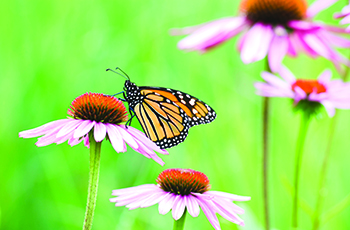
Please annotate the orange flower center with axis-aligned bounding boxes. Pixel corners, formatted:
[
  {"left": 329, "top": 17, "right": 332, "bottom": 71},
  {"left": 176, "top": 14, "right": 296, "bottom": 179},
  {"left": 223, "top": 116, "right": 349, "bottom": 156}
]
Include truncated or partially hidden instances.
[
  {"left": 68, "top": 93, "right": 128, "bottom": 124},
  {"left": 240, "top": 0, "right": 307, "bottom": 26},
  {"left": 157, "top": 168, "right": 211, "bottom": 195},
  {"left": 292, "top": 79, "right": 326, "bottom": 94}
]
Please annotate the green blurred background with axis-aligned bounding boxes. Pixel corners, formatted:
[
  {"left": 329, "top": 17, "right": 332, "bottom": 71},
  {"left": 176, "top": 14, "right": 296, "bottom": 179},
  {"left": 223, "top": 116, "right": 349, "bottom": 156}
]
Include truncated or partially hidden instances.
[{"left": 1, "top": 0, "right": 350, "bottom": 229}]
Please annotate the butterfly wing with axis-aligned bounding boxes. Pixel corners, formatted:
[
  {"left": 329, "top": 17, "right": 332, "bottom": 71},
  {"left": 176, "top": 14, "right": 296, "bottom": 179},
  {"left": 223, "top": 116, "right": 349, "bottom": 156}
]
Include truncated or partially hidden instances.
[
  {"left": 139, "top": 87, "right": 216, "bottom": 127},
  {"left": 132, "top": 88, "right": 191, "bottom": 149}
]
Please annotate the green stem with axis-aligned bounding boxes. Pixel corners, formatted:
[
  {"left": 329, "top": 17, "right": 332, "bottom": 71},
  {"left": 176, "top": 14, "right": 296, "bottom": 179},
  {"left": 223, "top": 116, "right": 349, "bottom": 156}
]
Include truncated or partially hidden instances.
[
  {"left": 292, "top": 113, "right": 311, "bottom": 229},
  {"left": 262, "top": 58, "right": 271, "bottom": 230},
  {"left": 173, "top": 209, "right": 187, "bottom": 230},
  {"left": 83, "top": 135, "right": 102, "bottom": 230},
  {"left": 312, "top": 115, "right": 338, "bottom": 230},
  {"left": 262, "top": 97, "right": 270, "bottom": 230}
]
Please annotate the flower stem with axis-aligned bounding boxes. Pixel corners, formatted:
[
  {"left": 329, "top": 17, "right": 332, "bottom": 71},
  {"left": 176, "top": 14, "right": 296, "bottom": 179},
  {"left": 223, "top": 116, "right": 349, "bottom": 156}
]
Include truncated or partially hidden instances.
[
  {"left": 262, "top": 96, "right": 270, "bottom": 230},
  {"left": 262, "top": 58, "right": 271, "bottom": 230},
  {"left": 292, "top": 113, "right": 311, "bottom": 228},
  {"left": 83, "top": 135, "right": 102, "bottom": 230},
  {"left": 173, "top": 209, "right": 187, "bottom": 230}
]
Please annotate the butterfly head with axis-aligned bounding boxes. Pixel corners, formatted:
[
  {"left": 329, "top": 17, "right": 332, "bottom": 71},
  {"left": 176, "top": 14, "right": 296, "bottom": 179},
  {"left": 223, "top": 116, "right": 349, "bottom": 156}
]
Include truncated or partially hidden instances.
[{"left": 124, "top": 80, "right": 142, "bottom": 107}]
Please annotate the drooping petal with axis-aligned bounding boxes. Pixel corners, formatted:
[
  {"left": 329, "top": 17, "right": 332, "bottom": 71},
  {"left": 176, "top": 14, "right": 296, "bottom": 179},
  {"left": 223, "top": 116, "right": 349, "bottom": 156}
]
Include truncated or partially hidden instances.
[
  {"left": 158, "top": 194, "right": 177, "bottom": 215},
  {"left": 73, "top": 120, "right": 95, "bottom": 138},
  {"left": 93, "top": 122, "right": 107, "bottom": 142},
  {"left": 241, "top": 23, "right": 274, "bottom": 64},
  {"left": 321, "top": 100, "right": 336, "bottom": 117},
  {"left": 140, "top": 191, "right": 170, "bottom": 208},
  {"left": 126, "top": 190, "right": 158, "bottom": 210},
  {"left": 177, "top": 17, "right": 247, "bottom": 51},
  {"left": 19, "top": 119, "right": 69, "bottom": 138},
  {"left": 211, "top": 198, "right": 245, "bottom": 226},
  {"left": 56, "top": 119, "right": 82, "bottom": 138},
  {"left": 205, "top": 191, "right": 251, "bottom": 202},
  {"left": 184, "top": 195, "right": 200, "bottom": 217},
  {"left": 106, "top": 124, "right": 126, "bottom": 153},
  {"left": 268, "top": 35, "right": 289, "bottom": 72},
  {"left": 116, "top": 126, "right": 138, "bottom": 149},
  {"left": 125, "top": 126, "right": 168, "bottom": 155},
  {"left": 317, "top": 69, "right": 332, "bottom": 83},
  {"left": 112, "top": 184, "right": 158, "bottom": 196},
  {"left": 197, "top": 197, "right": 221, "bottom": 230},
  {"left": 261, "top": 72, "right": 291, "bottom": 90},
  {"left": 172, "top": 196, "right": 186, "bottom": 220},
  {"left": 307, "top": 0, "right": 338, "bottom": 18},
  {"left": 278, "top": 66, "right": 297, "bottom": 83}
]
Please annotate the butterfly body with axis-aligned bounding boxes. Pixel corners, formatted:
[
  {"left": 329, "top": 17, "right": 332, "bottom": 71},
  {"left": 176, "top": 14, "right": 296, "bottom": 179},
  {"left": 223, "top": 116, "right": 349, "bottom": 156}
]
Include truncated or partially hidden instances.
[{"left": 123, "top": 80, "right": 216, "bottom": 149}]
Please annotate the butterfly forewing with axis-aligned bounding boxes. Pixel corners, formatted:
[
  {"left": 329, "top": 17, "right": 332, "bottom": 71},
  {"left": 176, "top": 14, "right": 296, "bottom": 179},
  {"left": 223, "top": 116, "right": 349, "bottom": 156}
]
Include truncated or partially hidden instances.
[
  {"left": 140, "top": 87, "right": 216, "bottom": 127},
  {"left": 124, "top": 80, "right": 216, "bottom": 149}
]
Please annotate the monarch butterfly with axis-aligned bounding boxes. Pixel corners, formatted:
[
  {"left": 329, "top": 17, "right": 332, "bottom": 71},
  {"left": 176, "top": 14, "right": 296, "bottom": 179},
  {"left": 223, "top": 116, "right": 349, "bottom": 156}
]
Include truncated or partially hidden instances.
[{"left": 107, "top": 68, "right": 216, "bottom": 149}]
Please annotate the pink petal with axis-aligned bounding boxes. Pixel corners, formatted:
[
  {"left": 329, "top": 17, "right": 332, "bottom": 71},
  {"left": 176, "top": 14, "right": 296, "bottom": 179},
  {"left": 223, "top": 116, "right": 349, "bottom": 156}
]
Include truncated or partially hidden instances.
[
  {"left": 112, "top": 184, "right": 157, "bottom": 196},
  {"left": 285, "top": 33, "right": 298, "bottom": 57},
  {"left": 126, "top": 190, "right": 157, "bottom": 210},
  {"left": 56, "top": 119, "right": 82, "bottom": 138},
  {"left": 158, "top": 194, "right": 177, "bottom": 215},
  {"left": 197, "top": 198, "right": 221, "bottom": 230},
  {"left": 321, "top": 100, "right": 336, "bottom": 117},
  {"left": 172, "top": 196, "right": 186, "bottom": 220},
  {"left": 84, "top": 135, "right": 90, "bottom": 148},
  {"left": 292, "top": 32, "right": 319, "bottom": 58},
  {"left": 211, "top": 199, "right": 245, "bottom": 226},
  {"left": 302, "top": 33, "right": 330, "bottom": 58},
  {"left": 186, "top": 195, "right": 200, "bottom": 217},
  {"left": 132, "top": 141, "right": 165, "bottom": 165},
  {"left": 317, "top": 69, "right": 332, "bottom": 83},
  {"left": 67, "top": 136, "right": 84, "bottom": 146},
  {"left": 125, "top": 126, "right": 168, "bottom": 155},
  {"left": 335, "top": 5, "right": 350, "bottom": 18},
  {"left": 307, "top": 0, "right": 338, "bottom": 18},
  {"left": 288, "top": 20, "right": 321, "bottom": 31},
  {"left": 93, "top": 122, "right": 107, "bottom": 142},
  {"left": 206, "top": 191, "right": 251, "bottom": 202},
  {"left": 106, "top": 124, "right": 127, "bottom": 152},
  {"left": 340, "top": 14, "right": 350, "bottom": 24},
  {"left": 241, "top": 23, "right": 273, "bottom": 64},
  {"left": 73, "top": 120, "right": 95, "bottom": 138},
  {"left": 268, "top": 35, "right": 289, "bottom": 72},
  {"left": 261, "top": 72, "right": 290, "bottom": 89},
  {"left": 177, "top": 17, "right": 247, "bottom": 51},
  {"left": 294, "top": 86, "right": 307, "bottom": 99},
  {"left": 140, "top": 191, "right": 170, "bottom": 208},
  {"left": 19, "top": 119, "right": 69, "bottom": 138},
  {"left": 116, "top": 126, "right": 138, "bottom": 149},
  {"left": 279, "top": 66, "right": 297, "bottom": 83}
]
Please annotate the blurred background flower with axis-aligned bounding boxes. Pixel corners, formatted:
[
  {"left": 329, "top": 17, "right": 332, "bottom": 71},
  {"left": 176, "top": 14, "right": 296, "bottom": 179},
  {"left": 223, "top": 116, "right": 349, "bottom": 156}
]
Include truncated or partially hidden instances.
[{"left": 173, "top": 0, "right": 350, "bottom": 72}]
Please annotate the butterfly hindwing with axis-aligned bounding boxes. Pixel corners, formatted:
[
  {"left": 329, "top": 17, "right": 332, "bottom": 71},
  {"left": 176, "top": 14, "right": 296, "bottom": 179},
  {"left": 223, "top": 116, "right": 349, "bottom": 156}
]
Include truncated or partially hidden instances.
[{"left": 131, "top": 88, "right": 190, "bottom": 149}]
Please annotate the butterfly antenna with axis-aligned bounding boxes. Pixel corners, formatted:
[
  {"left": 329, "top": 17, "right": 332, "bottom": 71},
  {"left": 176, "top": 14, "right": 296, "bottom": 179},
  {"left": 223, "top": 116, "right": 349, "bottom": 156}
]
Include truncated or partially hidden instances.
[
  {"left": 115, "top": 67, "right": 130, "bottom": 81},
  {"left": 106, "top": 68, "right": 130, "bottom": 81}
]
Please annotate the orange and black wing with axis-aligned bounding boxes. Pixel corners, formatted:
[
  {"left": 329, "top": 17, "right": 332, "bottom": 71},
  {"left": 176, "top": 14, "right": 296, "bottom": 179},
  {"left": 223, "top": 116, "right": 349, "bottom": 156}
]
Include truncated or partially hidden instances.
[
  {"left": 139, "top": 87, "right": 216, "bottom": 128},
  {"left": 133, "top": 88, "right": 191, "bottom": 149}
]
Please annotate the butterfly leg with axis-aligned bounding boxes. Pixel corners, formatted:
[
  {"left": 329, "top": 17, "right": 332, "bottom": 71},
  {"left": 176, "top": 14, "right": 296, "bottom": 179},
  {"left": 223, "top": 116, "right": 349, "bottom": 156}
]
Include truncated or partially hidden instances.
[
  {"left": 110, "top": 91, "right": 124, "bottom": 97},
  {"left": 125, "top": 107, "right": 135, "bottom": 129}
]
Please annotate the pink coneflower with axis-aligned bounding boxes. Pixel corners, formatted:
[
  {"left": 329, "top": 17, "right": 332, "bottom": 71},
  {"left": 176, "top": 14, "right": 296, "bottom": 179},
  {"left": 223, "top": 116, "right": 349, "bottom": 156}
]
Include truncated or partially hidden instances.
[
  {"left": 335, "top": 1, "right": 350, "bottom": 32},
  {"left": 255, "top": 67, "right": 350, "bottom": 117},
  {"left": 19, "top": 92, "right": 168, "bottom": 165},
  {"left": 110, "top": 168, "right": 250, "bottom": 230},
  {"left": 173, "top": 0, "right": 350, "bottom": 72}
]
